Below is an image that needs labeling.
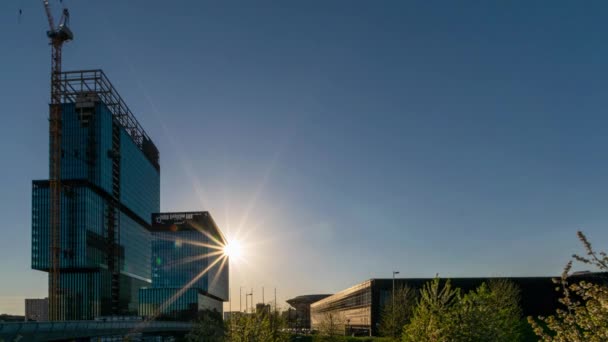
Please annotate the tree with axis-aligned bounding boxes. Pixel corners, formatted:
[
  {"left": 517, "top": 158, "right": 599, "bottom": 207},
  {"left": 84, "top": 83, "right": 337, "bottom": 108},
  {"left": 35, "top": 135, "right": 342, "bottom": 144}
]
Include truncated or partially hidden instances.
[
  {"left": 485, "top": 278, "right": 524, "bottom": 340},
  {"left": 402, "top": 277, "right": 460, "bottom": 342},
  {"left": 228, "top": 313, "right": 254, "bottom": 342},
  {"left": 402, "top": 277, "right": 524, "bottom": 342},
  {"left": 187, "top": 309, "right": 226, "bottom": 342},
  {"left": 454, "top": 279, "right": 523, "bottom": 342},
  {"left": 228, "top": 309, "right": 290, "bottom": 342},
  {"left": 528, "top": 231, "right": 608, "bottom": 342},
  {"left": 379, "top": 284, "right": 417, "bottom": 339},
  {"left": 316, "top": 311, "right": 346, "bottom": 339}
]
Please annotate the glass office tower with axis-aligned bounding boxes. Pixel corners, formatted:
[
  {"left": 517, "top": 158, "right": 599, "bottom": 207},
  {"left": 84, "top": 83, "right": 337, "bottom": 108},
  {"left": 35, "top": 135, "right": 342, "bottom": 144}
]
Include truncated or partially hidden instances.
[
  {"left": 31, "top": 70, "right": 160, "bottom": 320},
  {"left": 139, "top": 212, "right": 229, "bottom": 321}
]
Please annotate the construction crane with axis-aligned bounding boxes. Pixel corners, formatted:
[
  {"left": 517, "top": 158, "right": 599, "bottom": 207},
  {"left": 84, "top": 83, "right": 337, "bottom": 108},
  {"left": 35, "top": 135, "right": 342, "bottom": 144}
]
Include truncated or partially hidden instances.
[{"left": 42, "top": 0, "right": 73, "bottom": 321}]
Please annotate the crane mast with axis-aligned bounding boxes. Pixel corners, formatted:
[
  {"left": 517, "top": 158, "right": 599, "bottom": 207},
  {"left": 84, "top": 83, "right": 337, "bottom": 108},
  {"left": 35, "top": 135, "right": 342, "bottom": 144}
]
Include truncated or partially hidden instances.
[{"left": 42, "top": 0, "right": 73, "bottom": 321}]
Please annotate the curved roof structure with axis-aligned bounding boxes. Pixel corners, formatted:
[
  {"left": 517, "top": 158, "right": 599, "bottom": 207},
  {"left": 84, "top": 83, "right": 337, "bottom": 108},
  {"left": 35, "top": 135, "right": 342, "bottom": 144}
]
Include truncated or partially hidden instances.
[{"left": 287, "top": 294, "right": 332, "bottom": 306}]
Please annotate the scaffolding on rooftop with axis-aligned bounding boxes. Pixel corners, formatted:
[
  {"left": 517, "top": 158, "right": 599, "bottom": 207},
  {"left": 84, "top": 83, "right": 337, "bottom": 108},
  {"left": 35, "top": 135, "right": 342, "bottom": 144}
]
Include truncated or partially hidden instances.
[{"left": 57, "top": 69, "right": 152, "bottom": 150}]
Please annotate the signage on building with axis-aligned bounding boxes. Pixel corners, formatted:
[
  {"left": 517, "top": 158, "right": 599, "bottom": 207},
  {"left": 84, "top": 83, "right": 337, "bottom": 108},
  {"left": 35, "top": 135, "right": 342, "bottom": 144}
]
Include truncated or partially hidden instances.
[{"left": 151, "top": 211, "right": 207, "bottom": 231}]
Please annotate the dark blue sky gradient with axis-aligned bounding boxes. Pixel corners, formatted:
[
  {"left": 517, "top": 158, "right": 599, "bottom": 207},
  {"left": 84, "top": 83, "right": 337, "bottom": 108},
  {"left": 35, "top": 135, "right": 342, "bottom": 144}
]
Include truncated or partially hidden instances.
[{"left": 1, "top": 1, "right": 608, "bottom": 313}]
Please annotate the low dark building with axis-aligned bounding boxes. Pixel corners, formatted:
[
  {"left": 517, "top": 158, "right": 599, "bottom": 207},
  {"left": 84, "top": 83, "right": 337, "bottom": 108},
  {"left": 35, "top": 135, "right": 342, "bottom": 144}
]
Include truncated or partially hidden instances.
[
  {"left": 311, "top": 273, "right": 608, "bottom": 336},
  {"left": 287, "top": 294, "right": 332, "bottom": 330},
  {"left": 256, "top": 303, "right": 272, "bottom": 315},
  {"left": 0, "top": 315, "right": 25, "bottom": 323}
]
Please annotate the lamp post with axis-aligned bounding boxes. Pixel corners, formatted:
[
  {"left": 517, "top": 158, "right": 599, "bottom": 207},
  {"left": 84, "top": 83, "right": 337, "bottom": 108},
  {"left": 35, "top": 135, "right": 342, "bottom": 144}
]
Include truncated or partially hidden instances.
[
  {"left": 246, "top": 292, "right": 253, "bottom": 313},
  {"left": 346, "top": 318, "right": 351, "bottom": 336},
  {"left": 392, "top": 271, "right": 400, "bottom": 337}
]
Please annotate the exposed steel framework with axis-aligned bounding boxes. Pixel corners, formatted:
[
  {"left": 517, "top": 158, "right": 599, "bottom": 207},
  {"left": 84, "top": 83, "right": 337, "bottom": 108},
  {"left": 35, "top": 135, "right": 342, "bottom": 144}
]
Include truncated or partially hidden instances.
[
  {"left": 56, "top": 69, "right": 154, "bottom": 149},
  {"left": 42, "top": 0, "right": 73, "bottom": 321}
]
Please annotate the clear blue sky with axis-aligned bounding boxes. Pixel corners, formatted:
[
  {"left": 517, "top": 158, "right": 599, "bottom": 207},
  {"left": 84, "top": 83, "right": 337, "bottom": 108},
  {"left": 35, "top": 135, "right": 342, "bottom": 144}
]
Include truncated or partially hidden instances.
[{"left": 1, "top": 1, "right": 608, "bottom": 314}]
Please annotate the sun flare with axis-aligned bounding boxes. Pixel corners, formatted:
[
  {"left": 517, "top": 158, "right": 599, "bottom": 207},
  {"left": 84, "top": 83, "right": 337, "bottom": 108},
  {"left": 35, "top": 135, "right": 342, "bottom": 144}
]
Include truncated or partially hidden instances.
[{"left": 223, "top": 239, "right": 243, "bottom": 259}]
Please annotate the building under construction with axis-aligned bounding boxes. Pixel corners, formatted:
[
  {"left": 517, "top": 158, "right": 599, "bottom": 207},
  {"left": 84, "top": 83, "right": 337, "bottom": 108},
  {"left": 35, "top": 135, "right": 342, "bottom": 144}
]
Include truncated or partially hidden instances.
[{"left": 31, "top": 70, "right": 160, "bottom": 320}]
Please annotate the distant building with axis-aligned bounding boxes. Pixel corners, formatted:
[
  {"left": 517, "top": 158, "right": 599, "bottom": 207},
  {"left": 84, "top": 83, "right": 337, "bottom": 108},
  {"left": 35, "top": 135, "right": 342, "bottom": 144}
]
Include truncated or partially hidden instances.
[
  {"left": 31, "top": 70, "right": 160, "bottom": 320},
  {"left": 0, "top": 314, "right": 26, "bottom": 323},
  {"left": 256, "top": 303, "right": 271, "bottom": 315},
  {"left": 25, "top": 298, "right": 49, "bottom": 321},
  {"left": 139, "top": 212, "right": 229, "bottom": 321},
  {"left": 286, "top": 294, "right": 331, "bottom": 330},
  {"left": 311, "top": 274, "right": 608, "bottom": 336}
]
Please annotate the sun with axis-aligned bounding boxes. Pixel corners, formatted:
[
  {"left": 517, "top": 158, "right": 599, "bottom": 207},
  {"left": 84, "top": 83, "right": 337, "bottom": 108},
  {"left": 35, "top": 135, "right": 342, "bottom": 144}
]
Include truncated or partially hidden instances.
[{"left": 223, "top": 239, "right": 242, "bottom": 259}]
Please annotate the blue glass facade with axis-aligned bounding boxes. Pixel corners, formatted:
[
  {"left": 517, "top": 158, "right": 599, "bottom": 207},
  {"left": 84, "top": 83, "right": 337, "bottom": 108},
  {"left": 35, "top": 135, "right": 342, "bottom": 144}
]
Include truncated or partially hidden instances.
[
  {"left": 32, "top": 183, "right": 108, "bottom": 270},
  {"left": 32, "top": 93, "right": 160, "bottom": 320},
  {"left": 151, "top": 230, "right": 210, "bottom": 289},
  {"left": 139, "top": 212, "right": 228, "bottom": 321},
  {"left": 59, "top": 102, "right": 113, "bottom": 193},
  {"left": 139, "top": 288, "right": 222, "bottom": 321},
  {"left": 119, "top": 129, "right": 160, "bottom": 223},
  {"left": 120, "top": 212, "right": 152, "bottom": 281}
]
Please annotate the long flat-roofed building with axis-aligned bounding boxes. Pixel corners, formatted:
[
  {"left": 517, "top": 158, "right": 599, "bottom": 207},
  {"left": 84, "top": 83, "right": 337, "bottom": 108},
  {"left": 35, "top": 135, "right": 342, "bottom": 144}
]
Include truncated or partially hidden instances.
[{"left": 311, "top": 273, "right": 608, "bottom": 336}]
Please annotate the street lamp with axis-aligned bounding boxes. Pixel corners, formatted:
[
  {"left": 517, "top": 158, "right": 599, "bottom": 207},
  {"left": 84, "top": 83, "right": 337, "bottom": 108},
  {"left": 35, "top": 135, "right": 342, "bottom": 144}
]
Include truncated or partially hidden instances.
[
  {"left": 392, "top": 271, "right": 400, "bottom": 305},
  {"left": 246, "top": 292, "right": 253, "bottom": 313},
  {"left": 392, "top": 271, "right": 400, "bottom": 337},
  {"left": 346, "top": 318, "right": 351, "bottom": 336}
]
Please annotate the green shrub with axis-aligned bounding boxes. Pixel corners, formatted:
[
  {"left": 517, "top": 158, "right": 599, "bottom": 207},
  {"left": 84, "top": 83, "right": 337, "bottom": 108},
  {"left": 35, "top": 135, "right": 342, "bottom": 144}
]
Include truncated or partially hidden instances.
[{"left": 402, "top": 277, "right": 524, "bottom": 341}]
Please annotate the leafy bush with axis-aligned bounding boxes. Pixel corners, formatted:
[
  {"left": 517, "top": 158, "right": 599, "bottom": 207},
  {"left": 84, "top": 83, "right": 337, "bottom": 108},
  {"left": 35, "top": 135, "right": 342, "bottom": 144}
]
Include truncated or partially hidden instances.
[
  {"left": 401, "top": 277, "right": 523, "bottom": 341},
  {"left": 401, "top": 277, "right": 460, "bottom": 341},
  {"left": 528, "top": 231, "right": 608, "bottom": 341},
  {"left": 186, "top": 309, "right": 226, "bottom": 342},
  {"left": 228, "top": 310, "right": 290, "bottom": 342}
]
